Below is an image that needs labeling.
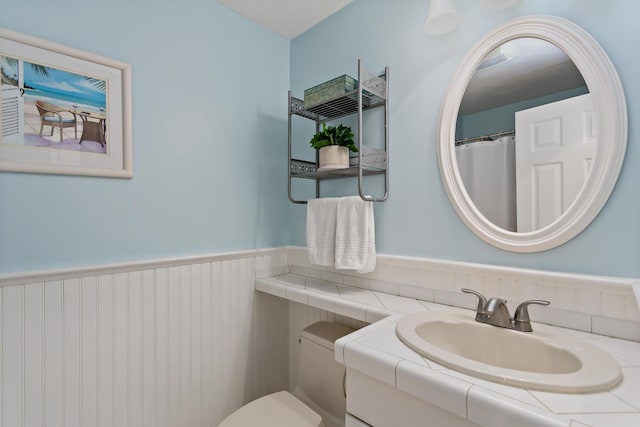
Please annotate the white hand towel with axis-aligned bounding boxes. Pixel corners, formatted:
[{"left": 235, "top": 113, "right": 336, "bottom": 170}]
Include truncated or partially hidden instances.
[
  {"left": 335, "top": 196, "right": 376, "bottom": 273},
  {"left": 306, "top": 197, "right": 339, "bottom": 266}
]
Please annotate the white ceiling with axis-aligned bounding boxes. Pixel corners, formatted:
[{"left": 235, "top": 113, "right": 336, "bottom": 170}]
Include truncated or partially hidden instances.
[
  {"left": 460, "top": 38, "right": 587, "bottom": 115},
  {"left": 215, "top": 2, "right": 585, "bottom": 115},
  {"left": 215, "top": 0, "right": 353, "bottom": 39}
]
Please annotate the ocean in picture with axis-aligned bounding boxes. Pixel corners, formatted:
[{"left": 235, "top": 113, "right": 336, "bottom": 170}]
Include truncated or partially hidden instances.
[
  {"left": 24, "top": 60, "right": 106, "bottom": 113},
  {"left": 24, "top": 88, "right": 105, "bottom": 114}
]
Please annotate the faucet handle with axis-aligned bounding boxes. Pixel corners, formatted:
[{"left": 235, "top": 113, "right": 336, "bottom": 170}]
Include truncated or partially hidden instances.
[
  {"left": 514, "top": 300, "right": 550, "bottom": 332},
  {"left": 461, "top": 288, "right": 487, "bottom": 313}
]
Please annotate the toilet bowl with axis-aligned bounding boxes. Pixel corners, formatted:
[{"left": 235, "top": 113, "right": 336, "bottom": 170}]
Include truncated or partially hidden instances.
[{"left": 218, "top": 321, "right": 356, "bottom": 427}]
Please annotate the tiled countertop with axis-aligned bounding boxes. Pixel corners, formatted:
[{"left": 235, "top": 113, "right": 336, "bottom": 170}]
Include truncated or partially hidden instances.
[{"left": 256, "top": 274, "right": 640, "bottom": 427}]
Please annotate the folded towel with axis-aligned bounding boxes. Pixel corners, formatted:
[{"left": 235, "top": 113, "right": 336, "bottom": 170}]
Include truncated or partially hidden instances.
[
  {"left": 306, "top": 197, "right": 339, "bottom": 266},
  {"left": 335, "top": 196, "right": 376, "bottom": 273}
]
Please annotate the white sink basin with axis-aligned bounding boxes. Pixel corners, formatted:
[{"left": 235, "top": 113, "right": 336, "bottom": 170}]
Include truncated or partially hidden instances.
[{"left": 396, "top": 310, "right": 622, "bottom": 393}]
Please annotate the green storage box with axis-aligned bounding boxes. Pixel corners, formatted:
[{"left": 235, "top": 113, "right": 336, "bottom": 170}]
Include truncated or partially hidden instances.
[{"left": 304, "top": 74, "right": 358, "bottom": 108}]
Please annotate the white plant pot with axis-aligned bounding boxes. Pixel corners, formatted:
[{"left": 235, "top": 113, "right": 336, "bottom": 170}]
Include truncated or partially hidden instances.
[{"left": 318, "top": 146, "right": 349, "bottom": 170}]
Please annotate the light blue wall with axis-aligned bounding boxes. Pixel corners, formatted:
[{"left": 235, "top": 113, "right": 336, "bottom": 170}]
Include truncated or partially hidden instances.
[
  {"left": 290, "top": 0, "right": 640, "bottom": 278},
  {"left": 3, "top": 0, "right": 638, "bottom": 279},
  {"left": 0, "top": 0, "right": 290, "bottom": 273},
  {"left": 456, "top": 86, "right": 588, "bottom": 140}
]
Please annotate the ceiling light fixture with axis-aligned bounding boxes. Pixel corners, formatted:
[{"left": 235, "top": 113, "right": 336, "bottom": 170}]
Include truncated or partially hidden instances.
[
  {"left": 425, "top": 0, "right": 521, "bottom": 36},
  {"left": 424, "top": 0, "right": 460, "bottom": 35}
]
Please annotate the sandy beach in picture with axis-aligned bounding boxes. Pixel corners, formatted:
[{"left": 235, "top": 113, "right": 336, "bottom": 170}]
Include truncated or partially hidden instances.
[{"left": 20, "top": 97, "right": 107, "bottom": 154}]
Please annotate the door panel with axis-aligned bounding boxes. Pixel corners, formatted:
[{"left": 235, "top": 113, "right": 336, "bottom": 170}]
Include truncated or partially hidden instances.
[{"left": 515, "top": 94, "right": 596, "bottom": 232}]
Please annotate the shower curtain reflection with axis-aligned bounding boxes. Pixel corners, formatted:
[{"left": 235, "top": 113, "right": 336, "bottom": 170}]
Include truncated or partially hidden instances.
[{"left": 455, "top": 136, "right": 516, "bottom": 231}]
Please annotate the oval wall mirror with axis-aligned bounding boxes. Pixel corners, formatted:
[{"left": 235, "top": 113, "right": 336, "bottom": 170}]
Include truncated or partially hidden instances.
[{"left": 437, "top": 15, "right": 627, "bottom": 252}]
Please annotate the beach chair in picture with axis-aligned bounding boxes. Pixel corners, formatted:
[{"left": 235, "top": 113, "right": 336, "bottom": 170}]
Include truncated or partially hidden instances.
[{"left": 34, "top": 100, "right": 78, "bottom": 142}]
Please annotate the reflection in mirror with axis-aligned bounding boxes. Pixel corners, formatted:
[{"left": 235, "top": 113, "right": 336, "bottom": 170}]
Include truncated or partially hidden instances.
[
  {"left": 438, "top": 16, "right": 627, "bottom": 252},
  {"left": 454, "top": 38, "right": 592, "bottom": 232}
]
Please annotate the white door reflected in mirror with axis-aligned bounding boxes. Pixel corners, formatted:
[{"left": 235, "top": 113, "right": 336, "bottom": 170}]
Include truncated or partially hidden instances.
[{"left": 515, "top": 94, "right": 596, "bottom": 232}]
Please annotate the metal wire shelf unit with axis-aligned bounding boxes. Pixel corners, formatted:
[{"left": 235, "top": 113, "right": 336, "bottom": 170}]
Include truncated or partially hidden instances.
[{"left": 288, "top": 60, "right": 389, "bottom": 204}]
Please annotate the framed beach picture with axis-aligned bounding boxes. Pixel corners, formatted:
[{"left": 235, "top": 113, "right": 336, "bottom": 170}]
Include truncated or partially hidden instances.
[{"left": 0, "top": 28, "right": 132, "bottom": 178}]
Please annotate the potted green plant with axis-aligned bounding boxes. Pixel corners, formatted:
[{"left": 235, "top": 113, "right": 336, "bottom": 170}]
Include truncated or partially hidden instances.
[{"left": 309, "top": 123, "right": 358, "bottom": 170}]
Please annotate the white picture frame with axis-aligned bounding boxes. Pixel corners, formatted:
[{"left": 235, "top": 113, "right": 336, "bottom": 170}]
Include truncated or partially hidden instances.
[{"left": 0, "top": 28, "right": 132, "bottom": 178}]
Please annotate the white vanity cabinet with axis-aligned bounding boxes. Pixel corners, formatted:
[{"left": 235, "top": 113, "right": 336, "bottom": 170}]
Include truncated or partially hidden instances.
[
  {"left": 335, "top": 315, "right": 640, "bottom": 427},
  {"left": 345, "top": 369, "right": 478, "bottom": 427},
  {"left": 335, "top": 315, "right": 614, "bottom": 427}
]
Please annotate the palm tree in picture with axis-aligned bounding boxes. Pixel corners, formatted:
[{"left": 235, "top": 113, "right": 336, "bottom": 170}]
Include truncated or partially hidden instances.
[{"left": 26, "top": 61, "right": 105, "bottom": 92}]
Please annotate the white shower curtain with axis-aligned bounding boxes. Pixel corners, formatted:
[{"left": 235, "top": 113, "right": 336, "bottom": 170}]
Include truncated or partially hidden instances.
[{"left": 455, "top": 136, "right": 517, "bottom": 231}]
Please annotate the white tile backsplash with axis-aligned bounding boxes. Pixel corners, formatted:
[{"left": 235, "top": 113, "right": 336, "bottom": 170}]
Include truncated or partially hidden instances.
[
  {"left": 578, "top": 288, "right": 602, "bottom": 315},
  {"left": 625, "top": 294, "right": 640, "bottom": 322},
  {"left": 321, "top": 270, "right": 345, "bottom": 284},
  {"left": 343, "top": 274, "right": 370, "bottom": 289},
  {"left": 278, "top": 273, "right": 306, "bottom": 287},
  {"left": 305, "top": 277, "right": 340, "bottom": 295},
  {"left": 592, "top": 316, "right": 640, "bottom": 342},
  {"left": 302, "top": 266, "right": 324, "bottom": 280},
  {"left": 398, "top": 283, "right": 435, "bottom": 301},
  {"left": 536, "top": 282, "right": 558, "bottom": 304},
  {"left": 369, "top": 279, "right": 399, "bottom": 295},
  {"left": 285, "top": 247, "right": 639, "bottom": 341},
  {"left": 530, "top": 305, "right": 592, "bottom": 332},
  {"left": 434, "top": 289, "right": 477, "bottom": 310},
  {"left": 556, "top": 285, "right": 578, "bottom": 311},
  {"left": 518, "top": 279, "right": 538, "bottom": 302},
  {"left": 602, "top": 292, "right": 625, "bottom": 318}
]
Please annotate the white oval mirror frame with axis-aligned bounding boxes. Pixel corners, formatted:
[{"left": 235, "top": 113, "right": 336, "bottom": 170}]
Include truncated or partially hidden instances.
[{"left": 437, "top": 15, "right": 627, "bottom": 252}]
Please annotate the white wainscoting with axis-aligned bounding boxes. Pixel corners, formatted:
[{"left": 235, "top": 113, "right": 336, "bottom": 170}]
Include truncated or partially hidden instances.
[
  {"left": 0, "top": 249, "right": 289, "bottom": 427},
  {"left": 2, "top": 245, "right": 638, "bottom": 427}
]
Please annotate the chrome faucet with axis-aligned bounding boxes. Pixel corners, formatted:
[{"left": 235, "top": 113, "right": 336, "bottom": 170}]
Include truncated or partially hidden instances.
[{"left": 461, "top": 288, "right": 550, "bottom": 332}]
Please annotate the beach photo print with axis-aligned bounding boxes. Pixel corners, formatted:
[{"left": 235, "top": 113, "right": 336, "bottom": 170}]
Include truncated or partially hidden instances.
[{"left": 0, "top": 28, "right": 132, "bottom": 178}]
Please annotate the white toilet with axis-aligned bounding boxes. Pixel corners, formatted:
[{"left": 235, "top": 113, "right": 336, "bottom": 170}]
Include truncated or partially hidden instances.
[{"left": 218, "top": 321, "right": 356, "bottom": 427}]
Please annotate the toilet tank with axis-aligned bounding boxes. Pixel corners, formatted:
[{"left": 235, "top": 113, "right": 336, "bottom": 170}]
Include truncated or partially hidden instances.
[{"left": 294, "top": 322, "right": 356, "bottom": 427}]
